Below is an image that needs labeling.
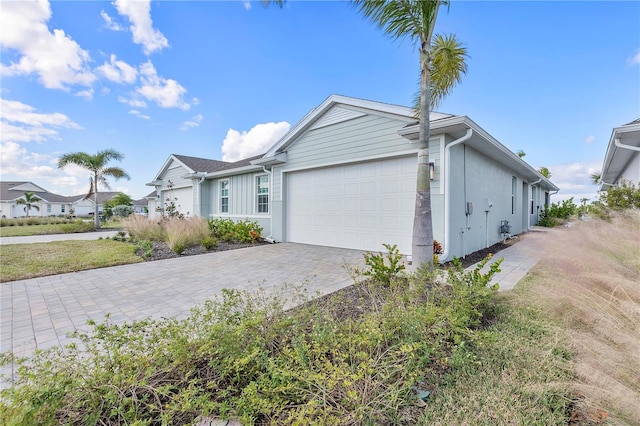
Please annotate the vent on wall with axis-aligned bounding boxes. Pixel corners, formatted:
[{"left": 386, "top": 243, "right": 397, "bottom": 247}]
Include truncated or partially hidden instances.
[{"left": 310, "top": 107, "right": 366, "bottom": 130}]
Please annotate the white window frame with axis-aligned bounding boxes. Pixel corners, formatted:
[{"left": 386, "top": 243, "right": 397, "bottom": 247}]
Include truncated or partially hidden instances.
[
  {"left": 61, "top": 204, "right": 66, "bottom": 213},
  {"left": 256, "top": 174, "right": 269, "bottom": 214},
  {"left": 219, "top": 179, "right": 229, "bottom": 214},
  {"left": 47, "top": 204, "right": 51, "bottom": 213}
]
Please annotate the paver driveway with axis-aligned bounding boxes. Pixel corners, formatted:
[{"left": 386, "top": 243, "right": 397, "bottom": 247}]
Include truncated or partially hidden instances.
[{"left": 0, "top": 243, "right": 366, "bottom": 361}]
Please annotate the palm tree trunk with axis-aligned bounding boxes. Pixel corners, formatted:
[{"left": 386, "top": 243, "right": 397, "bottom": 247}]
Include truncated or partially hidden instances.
[
  {"left": 411, "top": 44, "right": 435, "bottom": 267},
  {"left": 94, "top": 174, "right": 100, "bottom": 230}
]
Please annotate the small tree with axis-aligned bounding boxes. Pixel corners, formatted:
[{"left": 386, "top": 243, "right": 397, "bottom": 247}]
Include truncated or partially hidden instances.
[
  {"left": 103, "top": 193, "right": 134, "bottom": 218},
  {"left": 156, "top": 181, "right": 188, "bottom": 219},
  {"left": 16, "top": 192, "right": 42, "bottom": 217}
]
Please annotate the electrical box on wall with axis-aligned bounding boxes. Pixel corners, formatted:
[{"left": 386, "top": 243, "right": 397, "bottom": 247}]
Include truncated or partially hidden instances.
[
  {"left": 484, "top": 197, "right": 493, "bottom": 212},
  {"left": 466, "top": 201, "right": 473, "bottom": 216}
]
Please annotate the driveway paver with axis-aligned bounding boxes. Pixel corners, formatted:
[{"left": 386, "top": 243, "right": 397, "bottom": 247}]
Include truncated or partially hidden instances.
[{"left": 1, "top": 243, "right": 366, "bottom": 382}]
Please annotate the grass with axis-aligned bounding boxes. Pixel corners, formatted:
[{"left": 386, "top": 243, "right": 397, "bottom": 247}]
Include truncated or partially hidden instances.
[
  {"left": 513, "top": 210, "right": 640, "bottom": 424},
  {"left": 0, "top": 240, "right": 142, "bottom": 282}
]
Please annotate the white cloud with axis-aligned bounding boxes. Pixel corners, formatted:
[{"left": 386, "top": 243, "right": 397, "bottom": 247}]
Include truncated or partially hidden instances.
[
  {"left": 0, "top": 0, "right": 96, "bottom": 89},
  {"left": 584, "top": 135, "right": 595, "bottom": 144},
  {"left": 118, "top": 96, "right": 147, "bottom": 108},
  {"left": 76, "top": 88, "right": 94, "bottom": 100},
  {"left": 136, "top": 61, "right": 190, "bottom": 110},
  {"left": 112, "top": 0, "right": 169, "bottom": 55},
  {"left": 180, "top": 114, "right": 203, "bottom": 131},
  {"left": 129, "top": 110, "right": 151, "bottom": 120},
  {"left": 628, "top": 49, "right": 640, "bottom": 65},
  {"left": 0, "top": 98, "right": 82, "bottom": 143},
  {"left": 547, "top": 160, "right": 602, "bottom": 202},
  {"left": 222, "top": 121, "right": 290, "bottom": 162},
  {"left": 100, "top": 10, "right": 124, "bottom": 31},
  {"left": 243, "top": 1, "right": 252, "bottom": 10},
  {"left": 96, "top": 54, "right": 138, "bottom": 84}
]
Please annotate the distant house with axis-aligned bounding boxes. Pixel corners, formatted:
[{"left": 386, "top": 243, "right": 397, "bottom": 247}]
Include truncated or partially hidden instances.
[
  {"left": 0, "top": 181, "right": 73, "bottom": 218},
  {"left": 600, "top": 118, "right": 640, "bottom": 188},
  {"left": 71, "top": 191, "right": 124, "bottom": 216},
  {"left": 147, "top": 95, "right": 558, "bottom": 261}
]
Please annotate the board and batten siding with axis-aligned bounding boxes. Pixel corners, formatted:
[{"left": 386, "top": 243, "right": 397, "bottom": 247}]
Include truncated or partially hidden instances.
[
  {"left": 206, "top": 173, "right": 271, "bottom": 236},
  {"left": 157, "top": 160, "right": 194, "bottom": 216}
]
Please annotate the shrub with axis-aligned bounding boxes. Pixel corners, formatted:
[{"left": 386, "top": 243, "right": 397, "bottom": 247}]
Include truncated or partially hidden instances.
[
  {"left": 59, "top": 221, "right": 96, "bottom": 233},
  {"left": 207, "top": 218, "right": 263, "bottom": 243},
  {"left": 600, "top": 180, "right": 640, "bottom": 209},
  {"left": 359, "top": 243, "right": 406, "bottom": 286},
  {"left": 201, "top": 235, "right": 218, "bottom": 250},
  {"left": 136, "top": 240, "right": 154, "bottom": 259},
  {"left": 110, "top": 205, "right": 134, "bottom": 218}
]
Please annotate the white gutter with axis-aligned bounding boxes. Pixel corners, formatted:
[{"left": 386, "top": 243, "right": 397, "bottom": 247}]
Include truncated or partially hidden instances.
[
  {"left": 441, "top": 128, "right": 473, "bottom": 262},
  {"left": 614, "top": 137, "right": 640, "bottom": 152}
]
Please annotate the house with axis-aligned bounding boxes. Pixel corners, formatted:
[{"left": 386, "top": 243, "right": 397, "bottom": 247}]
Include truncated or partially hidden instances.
[
  {"left": 0, "top": 181, "right": 74, "bottom": 218},
  {"left": 71, "top": 191, "right": 126, "bottom": 216},
  {"left": 147, "top": 95, "right": 558, "bottom": 261},
  {"left": 600, "top": 118, "right": 640, "bottom": 188}
]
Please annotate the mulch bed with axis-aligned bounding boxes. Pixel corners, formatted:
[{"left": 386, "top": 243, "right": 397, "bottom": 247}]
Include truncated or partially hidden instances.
[
  {"left": 138, "top": 240, "right": 269, "bottom": 261},
  {"left": 444, "top": 238, "right": 517, "bottom": 269}
]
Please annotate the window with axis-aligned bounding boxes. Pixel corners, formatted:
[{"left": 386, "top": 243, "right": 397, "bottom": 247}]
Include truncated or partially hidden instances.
[
  {"left": 256, "top": 175, "right": 269, "bottom": 213},
  {"left": 511, "top": 176, "right": 517, "bottom": 215},
  {"left": 61, "top": 204, "right": 66, "bottom": 213},
  {"left": 220, "top": 180, "right": 229, "bottom": 213},
  {"left": 47, "top": 204, "right": 51, "bottom": 213}
]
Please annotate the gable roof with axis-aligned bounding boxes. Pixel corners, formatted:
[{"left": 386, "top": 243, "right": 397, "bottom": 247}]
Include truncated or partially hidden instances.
[
  {"left": 0, "top": 181, "right": 72, "bottom": 203},
  {"left": 172, "top": 155, "right": 230, "bottom": 173},
  {"left": 601, "top": 119, "right": 640, "bottom": 186},
  {"left": 263, "top": 94, "right": 453, "bottom": 158}
]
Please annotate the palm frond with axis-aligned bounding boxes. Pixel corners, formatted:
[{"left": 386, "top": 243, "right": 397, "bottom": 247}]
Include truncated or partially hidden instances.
[{"left": 430, "top": 33, "right": 468, "bottom": 108}]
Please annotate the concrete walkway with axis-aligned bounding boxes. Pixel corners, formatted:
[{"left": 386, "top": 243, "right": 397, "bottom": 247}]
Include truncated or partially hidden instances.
[{"left": 0, "top": 230, "right": 119, "bottom": 245}]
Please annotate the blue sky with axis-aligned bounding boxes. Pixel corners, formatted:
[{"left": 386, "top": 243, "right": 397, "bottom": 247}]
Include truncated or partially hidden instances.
[{"left": 1, "top": 0, "right": 638, "bottom": 203}]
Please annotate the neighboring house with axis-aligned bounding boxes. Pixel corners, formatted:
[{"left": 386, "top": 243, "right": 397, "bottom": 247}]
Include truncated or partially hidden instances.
[
  {"left": 71, "top": 191, "right": 124, "bottom": 216},
  {"left": 0, "top": 181, "right": 74, "bottom": 218},
  {"left": 148, "top": 95, "right": 558, "bottom": 261},
  {"left": 133, "top": 196, "right": 150, "bottom": 214},
  {"left": 600, "top": 118, "right": 640, "bottom": 188}
]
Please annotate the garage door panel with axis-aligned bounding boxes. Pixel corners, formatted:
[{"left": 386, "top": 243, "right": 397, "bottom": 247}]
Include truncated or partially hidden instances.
[{"left": 286, "top": 156, "right": 417, "bottom": 254}]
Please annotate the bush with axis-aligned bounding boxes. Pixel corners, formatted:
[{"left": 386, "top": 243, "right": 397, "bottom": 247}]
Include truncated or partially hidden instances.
[
  {"left": 59, "top": 221, "right": 96, "bottom": 233},
  {"left": 201, "top": 235, "right": 218, "bottom": 250},
  {"left": 600, "top": 180, "right": 640, "bottom": 209},
  {"left": 136, "top": 240, "right": 154, "bottom": 259},
  {"left": 110, "top": 205, "right": 134, "bottom": 218},
  {"left": 359, "top": 243, "right": 406, "bottom": 286},
  {"left": 207, "top": 218, "right": 263, "bottom": 243}
]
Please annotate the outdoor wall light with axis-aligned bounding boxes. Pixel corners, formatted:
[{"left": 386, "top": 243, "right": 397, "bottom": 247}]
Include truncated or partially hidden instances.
[{"left": 429, "top": 162, "right": 435, "bottom": 180}]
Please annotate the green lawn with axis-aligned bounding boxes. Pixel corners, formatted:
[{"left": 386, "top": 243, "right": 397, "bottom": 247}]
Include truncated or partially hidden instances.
[
  {"left": 0, "top": 240, "right": 142, "bottom": 282},
  {"left": 0, "top": 220, "right": 123, "bottom": 237}
]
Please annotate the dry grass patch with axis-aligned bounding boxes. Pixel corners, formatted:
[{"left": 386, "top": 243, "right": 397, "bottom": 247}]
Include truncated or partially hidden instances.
[
  {"left": 515, "top": 211, "right": 640, "bottom": 424},
  {"left": 0, "top": 240, "right": 142, "bottom": 282}
]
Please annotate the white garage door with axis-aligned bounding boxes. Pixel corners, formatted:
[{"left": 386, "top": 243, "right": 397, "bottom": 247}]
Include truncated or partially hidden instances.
[
  {"left": 286, "top": 156, "right": 417, "bottom": 254},
  {"left": 162, "top": 187, "right": 193, "bottom": 216}
]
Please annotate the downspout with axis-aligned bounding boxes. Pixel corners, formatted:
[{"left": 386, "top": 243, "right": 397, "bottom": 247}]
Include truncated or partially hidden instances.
[
  {"left": 441, "top": 128, "right": 473, "bottom": 262},
  {"left": 195, "top": 173, "right": 206, "bottom": 217},
  {"left": 262, "top": 166, "right": 275, "bottom": 243}
]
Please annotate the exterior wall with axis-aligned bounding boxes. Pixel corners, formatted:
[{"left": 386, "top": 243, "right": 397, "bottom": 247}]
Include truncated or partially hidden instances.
[
  {"left": 73, "top": 199, "right": 96, "bottom": 216},
  {"left": 270, "top": 109, "right": 419, "bottom": 243},
  {"left": 447, "top": 142, "right": 530, "bottom": 259},
  {"left": 1, "top": 201, "right": 70, "bottom": 218},
  {"left": 618, "top": 152, "right": 640, "bottom": 185},
  {"left": 205, "top": 172, "right": 272, "bottom": 236},
  {"left": 157, "top": 160, "right": 194, "bottom": 217}
]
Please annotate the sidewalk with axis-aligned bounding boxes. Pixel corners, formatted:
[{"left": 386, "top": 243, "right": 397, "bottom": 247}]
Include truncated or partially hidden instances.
[{"left": 0, "top": 230, "right": 119, "bottom": 245}]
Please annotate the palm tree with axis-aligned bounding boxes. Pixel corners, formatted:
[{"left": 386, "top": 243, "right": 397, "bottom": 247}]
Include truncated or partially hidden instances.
[
  {"left": 412, "top": 33, "right": 469, "bottom": 113},
  {"left": 516, "top": 150, "right": 526, "bottom": 158},
  {"left": 16, "top": 192, "right": 42, "bottom": 217},
  {"left": 538, "top": 166, "right": 552, "bottom": 179},
  {"left": 590, "top": 172, "right": 602, "bottom": 186},
  {"left": 353, "top": 0, "right": 457, "bottom": 267},
  {"left": 58, "top": 149, "right": 130, "bottom": 229}
]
